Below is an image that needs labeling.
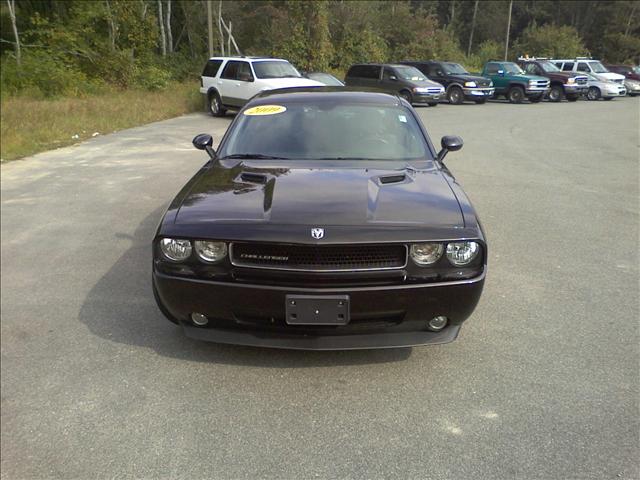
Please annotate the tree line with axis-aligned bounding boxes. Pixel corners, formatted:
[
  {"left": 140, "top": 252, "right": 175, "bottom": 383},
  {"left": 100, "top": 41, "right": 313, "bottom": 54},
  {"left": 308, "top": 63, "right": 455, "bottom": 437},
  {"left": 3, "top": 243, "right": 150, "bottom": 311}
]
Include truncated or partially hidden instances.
[{"left": 1, "top": 0, "right": 638, "bottom": 97}]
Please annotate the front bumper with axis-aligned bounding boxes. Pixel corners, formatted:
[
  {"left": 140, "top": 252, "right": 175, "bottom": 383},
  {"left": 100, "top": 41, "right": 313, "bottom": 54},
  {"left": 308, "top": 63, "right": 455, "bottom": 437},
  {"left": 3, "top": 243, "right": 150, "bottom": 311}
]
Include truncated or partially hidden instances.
[
  {"left": 412, "top": 93, "right": 442, "bottom": 104},
  {"left": 153, "top": 270, "right": 485, "bottom": 350},
  {"left": 525, "top": 87, "right": 550, "bottom": 95},
  {"left": 463, "top": 87, "right": 495, "bottom": 98},
  {"left": 603, "top": 88, "right": 627, "bottom": 98}
]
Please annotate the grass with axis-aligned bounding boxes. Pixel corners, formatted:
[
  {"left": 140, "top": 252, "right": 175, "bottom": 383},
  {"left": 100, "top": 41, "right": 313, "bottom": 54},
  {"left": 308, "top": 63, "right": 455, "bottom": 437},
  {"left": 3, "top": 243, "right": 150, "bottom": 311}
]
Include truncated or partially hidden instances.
[{"left": 0, "top": 81, "right": 203, "bottom": 162}]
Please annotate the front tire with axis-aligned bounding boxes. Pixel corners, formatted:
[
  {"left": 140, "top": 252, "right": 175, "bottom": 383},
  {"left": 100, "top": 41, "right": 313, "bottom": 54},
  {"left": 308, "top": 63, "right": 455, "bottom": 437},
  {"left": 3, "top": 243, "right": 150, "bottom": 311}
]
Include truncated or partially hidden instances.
[
  {"left": 208, "top": 91, "right": 226, "bottom": 117},
  {"left": 399, "top": 90, "right": 413, "bottom": 104},
  {"left": 447, "top": 86, "right": 464, "bottom": 105},
  {"left": 548, "top": 85, "right": 563, "bottom": 102},
  {"left": 507, "top": 86, "right": 525, "bottom": 103},
  {"left": 428, "top": 102, "right": 438, "bottom": 107},
  {"left": 587, "top": 87, "right": 601, "bottom": 101}
]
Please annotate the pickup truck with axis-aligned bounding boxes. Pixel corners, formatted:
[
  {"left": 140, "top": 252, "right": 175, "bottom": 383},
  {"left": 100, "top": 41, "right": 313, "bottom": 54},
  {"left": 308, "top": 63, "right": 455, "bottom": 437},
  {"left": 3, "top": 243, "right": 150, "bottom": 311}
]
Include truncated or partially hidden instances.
[
  {"left": 517, "top": 58, "right": 588, "bottom": 102},
  {"left": 481, "top": 61, "right": 550, "bottom": 103}
]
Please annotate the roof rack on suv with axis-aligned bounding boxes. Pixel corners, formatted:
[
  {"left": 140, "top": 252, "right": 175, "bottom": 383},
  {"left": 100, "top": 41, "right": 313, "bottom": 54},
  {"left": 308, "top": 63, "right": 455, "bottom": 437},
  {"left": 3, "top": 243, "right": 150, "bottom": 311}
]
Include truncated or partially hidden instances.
[{"left": 517, "top": 56, "right": 550, "bottom": 61}]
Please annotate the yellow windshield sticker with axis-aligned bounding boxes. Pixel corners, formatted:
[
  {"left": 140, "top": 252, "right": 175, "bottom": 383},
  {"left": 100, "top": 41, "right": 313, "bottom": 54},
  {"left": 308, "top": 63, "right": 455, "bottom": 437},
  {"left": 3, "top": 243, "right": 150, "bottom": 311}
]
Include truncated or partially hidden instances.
[{"left": 243, "top": 105, "right": 287, "bottom": 116}]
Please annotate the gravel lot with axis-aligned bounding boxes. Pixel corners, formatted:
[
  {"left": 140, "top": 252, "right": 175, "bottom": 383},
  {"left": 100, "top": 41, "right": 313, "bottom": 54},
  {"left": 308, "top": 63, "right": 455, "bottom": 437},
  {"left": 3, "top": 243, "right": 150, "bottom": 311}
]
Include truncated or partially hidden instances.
[{"left": 1, "top": 97, "right": 638, "bottom": 479}]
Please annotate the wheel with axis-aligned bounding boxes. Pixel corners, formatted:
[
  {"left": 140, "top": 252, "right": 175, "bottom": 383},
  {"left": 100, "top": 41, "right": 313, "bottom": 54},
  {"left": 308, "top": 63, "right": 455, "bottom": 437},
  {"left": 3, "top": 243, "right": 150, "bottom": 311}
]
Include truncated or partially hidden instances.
[
  {"left": 208, "top": 90, "right": 226, "bottom": 117},
  {"left": 428, "top": 102, "right": 438, "bottom": 107},
  {"left": 447, "top": 86, "right": 464, "bottom": 105},
  {"left": 586, "top": 87, "right": 601, "bottom": 101},
  {"left": 507, "top": 86, "right": 525, "bottom": 103},
  {"left": 399, "top": 90, "right": 413, "bottom": 104},
  {"left": 548, "top": 85, "right": 563, "bottom": 102},
  {"left": 603, "top": 97, "right": 614, "bottom": 101},
  {"left": 474, "top": 98, "right": 487, "bottom": 104},
  {"left": 566, "top": 94, "right": 579, "bottom": 102},
  {"left": 529, "top": 95, "right": 543, "bottom": 103}
]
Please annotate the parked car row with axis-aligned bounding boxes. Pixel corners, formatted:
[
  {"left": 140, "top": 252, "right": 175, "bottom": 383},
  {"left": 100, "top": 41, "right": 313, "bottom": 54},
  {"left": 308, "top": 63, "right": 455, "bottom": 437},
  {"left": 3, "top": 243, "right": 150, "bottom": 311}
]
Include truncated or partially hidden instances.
[{"left": 200, "top": 56, "right": 638, "bottom": 116}]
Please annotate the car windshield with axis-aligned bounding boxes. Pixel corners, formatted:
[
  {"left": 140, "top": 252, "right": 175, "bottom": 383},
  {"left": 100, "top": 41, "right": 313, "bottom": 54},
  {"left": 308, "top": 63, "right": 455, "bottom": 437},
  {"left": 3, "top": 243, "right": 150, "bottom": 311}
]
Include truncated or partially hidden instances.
[
  {"left": 539, "top": 61, "right": 561, "bottom": 72},
  {"left": 307, "top": 73, "right": 343, "bottom": 86},
  {"left": 504, "top": 63, "right": 525, "bottom": 74},
  {"left": 393, "top": 66, "right": 426, "bottom": 81},
  {"left": 253, "top": 61, "right": 301, "bottom": 79},
  {"left": 442, "top": 63, "right": 469, "bottom": 74},
  {"left": 633, "top": 66, "right": 640, "bottom": 74},
  {"left": 220, "top": 103, "right": 431, "bottom": 161},
  {"left": 590, "top": 61, "right": 608, "bottom": 73}
]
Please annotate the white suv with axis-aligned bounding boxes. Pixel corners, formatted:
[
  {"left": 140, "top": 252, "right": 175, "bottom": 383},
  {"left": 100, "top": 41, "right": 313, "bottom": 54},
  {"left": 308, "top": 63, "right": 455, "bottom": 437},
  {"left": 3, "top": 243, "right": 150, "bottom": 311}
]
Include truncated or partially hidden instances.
[
  {"left": 553, "top": 58, "right": 625, "bottom": 84},
  {"left": 200, "top": 57, "right": 324, "bottom": 116}
]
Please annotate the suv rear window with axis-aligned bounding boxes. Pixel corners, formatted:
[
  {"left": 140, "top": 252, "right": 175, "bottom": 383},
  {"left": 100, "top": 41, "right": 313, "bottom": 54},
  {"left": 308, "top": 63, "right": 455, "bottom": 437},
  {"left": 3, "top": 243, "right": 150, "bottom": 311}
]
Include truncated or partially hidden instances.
[
  {"left": 202, "top": 60, "right": 223, "bottom": 77},
  {"left": 221, "top": 61, "right": 251, "bottom": 80},
  {"left": 347, "top": 65, "right": 381, "bottom": 79}
]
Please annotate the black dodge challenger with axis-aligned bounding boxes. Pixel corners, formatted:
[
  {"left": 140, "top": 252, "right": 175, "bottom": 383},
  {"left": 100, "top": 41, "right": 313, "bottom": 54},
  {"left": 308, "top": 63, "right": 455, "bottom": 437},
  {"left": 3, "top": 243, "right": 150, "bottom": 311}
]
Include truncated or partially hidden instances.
[{"left": 152, "top": 87, "right": 486, "bottom": 350}]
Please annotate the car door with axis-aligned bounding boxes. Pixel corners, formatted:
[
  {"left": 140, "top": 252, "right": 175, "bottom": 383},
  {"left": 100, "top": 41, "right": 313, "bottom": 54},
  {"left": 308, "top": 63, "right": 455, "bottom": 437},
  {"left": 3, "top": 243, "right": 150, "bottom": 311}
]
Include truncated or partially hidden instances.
[
  {"left": 427, "top": 63, "right": 448, "bottom": 88},
  {"left": 485, "top": 63, "right": 506, "bottom": 90},
  {"left": 235, "top": 61, "right": 260, "bottom": 105},
  {"left": 380, "top": 66, "right": 399, "bottom": 92},
  {"left": 218, "top": 60, "right": 241, "bottom": 106}
]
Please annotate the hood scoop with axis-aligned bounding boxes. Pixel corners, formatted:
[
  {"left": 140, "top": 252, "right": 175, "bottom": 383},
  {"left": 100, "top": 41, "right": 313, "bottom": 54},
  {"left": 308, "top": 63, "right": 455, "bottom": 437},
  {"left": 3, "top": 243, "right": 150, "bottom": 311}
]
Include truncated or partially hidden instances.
[
  {"left": 239, "top": 172, "right": 268, "bottom": 184},
  {"left": 378, "top": 173, "right": 407, "bottom": 185}
]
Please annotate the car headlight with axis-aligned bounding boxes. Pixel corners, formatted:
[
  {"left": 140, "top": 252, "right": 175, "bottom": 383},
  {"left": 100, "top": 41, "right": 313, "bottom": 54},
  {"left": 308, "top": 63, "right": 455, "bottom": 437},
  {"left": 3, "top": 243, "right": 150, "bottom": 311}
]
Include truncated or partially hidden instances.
[
  {"left": 410, "top": 243, "right": 444, "bottom": 265},
  {"left": 489, "top": 81, "right": 493, "bottom": 87},
  {"left": 159, "top": 238, "right": 192, "bottom": 262},
  {"left": 464, "top": 81, "right": 477, "bottom": 88},
  {"left": 194, "top": 240, "right": 227, "bottom": 263},
  {"left": 566, "top": 78, "right": 575, "bottom": 84},
  {"left": 446, "top": 242, "right": 480, "bottom": 266},
  {"left": 412, "top": 87, "right": 430, "bottom": 93}
]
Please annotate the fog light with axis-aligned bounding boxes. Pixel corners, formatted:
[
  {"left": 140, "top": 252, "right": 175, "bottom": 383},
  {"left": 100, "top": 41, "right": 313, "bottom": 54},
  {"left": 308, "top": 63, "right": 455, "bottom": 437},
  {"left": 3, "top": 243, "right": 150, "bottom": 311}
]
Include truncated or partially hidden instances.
[
  {"left": 191, "top": 312, "right": 208, "bottom": 326},
  {"left": 428, "top": 316, "right": 448, "bottom": 331}
]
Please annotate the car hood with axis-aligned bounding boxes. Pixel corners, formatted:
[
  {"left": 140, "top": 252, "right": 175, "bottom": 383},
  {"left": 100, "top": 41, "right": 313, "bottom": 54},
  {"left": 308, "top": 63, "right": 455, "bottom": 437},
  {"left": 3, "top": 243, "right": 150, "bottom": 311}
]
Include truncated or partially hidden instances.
[
  {"left": 259, "top": 77, "right": 325, "bottom": 88},
  {"left": 406, "top": 78, "right": 444, "bottom": 88},
  {"left": 595, "top": 72, "right": 625, "bottom": 82},
  {"left": 175, "top": 161, "right": 463, "bottom": 228},
  {"left": 447, "top": 74, "right": 492, "bottom": 85}
]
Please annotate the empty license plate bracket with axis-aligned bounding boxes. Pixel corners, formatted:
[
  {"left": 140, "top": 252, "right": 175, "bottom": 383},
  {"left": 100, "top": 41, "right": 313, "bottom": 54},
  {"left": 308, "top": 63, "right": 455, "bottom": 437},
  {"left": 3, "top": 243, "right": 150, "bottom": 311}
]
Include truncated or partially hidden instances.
[{"left": 285, "top": 295, "right": 350, "bottom": 325}]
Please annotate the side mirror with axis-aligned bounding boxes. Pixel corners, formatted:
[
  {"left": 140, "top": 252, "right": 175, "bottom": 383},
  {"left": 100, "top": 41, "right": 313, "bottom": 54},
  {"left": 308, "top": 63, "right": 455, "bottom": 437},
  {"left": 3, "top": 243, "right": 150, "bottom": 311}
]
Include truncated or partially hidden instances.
[
  {"left": 192, "top": 133, "right": 216, "bottom": 159},
  {"left": 389, "top": 75, "right": 398, "bottom": 81},
  {"left": 497, "top": 70, "right": 505, "bottom": 76},
  {"left": 437, "top": 135, "right": 463, "bottom": 162}
]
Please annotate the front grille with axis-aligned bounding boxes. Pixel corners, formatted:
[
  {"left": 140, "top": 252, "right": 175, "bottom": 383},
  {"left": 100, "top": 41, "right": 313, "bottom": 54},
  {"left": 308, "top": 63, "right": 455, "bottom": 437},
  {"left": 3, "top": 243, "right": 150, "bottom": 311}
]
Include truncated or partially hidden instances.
[
  {"left": 576, "top": 76, "right": 588, "bottom": 85},
  {"left": 230, "top": 243, "right": 407, "bottom": 271},
  {"left": 425, "top": 88, "right": 442, "bottom": 95},
  {"left": 531, "top": 80, "right": 549, "bottom": 87},
  {"left": 478, "top": 80, "right": 491, "bottom": 87}
]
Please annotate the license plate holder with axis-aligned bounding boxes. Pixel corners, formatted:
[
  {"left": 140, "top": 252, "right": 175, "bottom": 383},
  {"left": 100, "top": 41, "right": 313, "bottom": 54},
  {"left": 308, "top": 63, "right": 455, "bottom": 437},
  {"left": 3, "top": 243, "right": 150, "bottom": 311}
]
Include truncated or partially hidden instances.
[{"left": 285, "top": 295, "right": 350, "bottom": 325}]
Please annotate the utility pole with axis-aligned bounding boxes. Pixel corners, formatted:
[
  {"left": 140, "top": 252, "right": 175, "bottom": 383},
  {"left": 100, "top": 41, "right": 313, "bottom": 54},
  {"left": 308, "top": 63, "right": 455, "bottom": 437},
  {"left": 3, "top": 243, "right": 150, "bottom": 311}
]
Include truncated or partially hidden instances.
[
  {"left": 504, "top": 0, "right": 513, "bottom": 61},
  {"left": 467, "top": 0, "right": 479, "bottom": 57},
  {"left": 6, "top": 0, "right": 21, "bottom": 66},
  {"left": 207, "top": 0, "right": 214, "bottom": 57}
]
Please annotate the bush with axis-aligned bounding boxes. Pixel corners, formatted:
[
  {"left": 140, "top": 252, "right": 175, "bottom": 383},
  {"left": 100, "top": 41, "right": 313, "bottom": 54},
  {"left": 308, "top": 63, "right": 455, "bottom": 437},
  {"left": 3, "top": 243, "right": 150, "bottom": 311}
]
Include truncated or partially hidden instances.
[
  {"left": 465, "top": 40, "right": 502, "bottom": 72},
  {"left": 513, "top": 24, "right": 587, "bottom": 59},
  {"left": 0, "top": 51, "right": 105, "bottom": 98}
]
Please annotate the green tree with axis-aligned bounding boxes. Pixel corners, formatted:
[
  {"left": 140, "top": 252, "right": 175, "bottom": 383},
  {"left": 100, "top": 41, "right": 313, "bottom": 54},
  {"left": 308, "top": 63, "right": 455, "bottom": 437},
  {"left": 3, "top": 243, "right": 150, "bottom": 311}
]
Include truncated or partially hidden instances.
[{"left": 513, "top": 24, "right": 587, "bottom": 59}]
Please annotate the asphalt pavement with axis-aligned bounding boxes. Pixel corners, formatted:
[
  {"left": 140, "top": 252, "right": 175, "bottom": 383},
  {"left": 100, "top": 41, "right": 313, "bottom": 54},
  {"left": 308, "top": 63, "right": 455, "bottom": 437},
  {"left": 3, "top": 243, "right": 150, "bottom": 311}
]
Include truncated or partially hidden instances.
[{"left": 1, "top": 97, "right": 638, "bottom": 479}]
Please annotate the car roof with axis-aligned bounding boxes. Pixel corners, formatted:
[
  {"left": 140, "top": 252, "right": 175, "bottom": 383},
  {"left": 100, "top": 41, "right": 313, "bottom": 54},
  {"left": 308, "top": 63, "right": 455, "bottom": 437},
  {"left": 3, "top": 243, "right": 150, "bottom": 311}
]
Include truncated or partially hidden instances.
[
  {"left": 207, "top": 56, "right": 289, "bottom": 62},
  {"left": 250, "top": 87, "right": 402, "bottom": 106}
]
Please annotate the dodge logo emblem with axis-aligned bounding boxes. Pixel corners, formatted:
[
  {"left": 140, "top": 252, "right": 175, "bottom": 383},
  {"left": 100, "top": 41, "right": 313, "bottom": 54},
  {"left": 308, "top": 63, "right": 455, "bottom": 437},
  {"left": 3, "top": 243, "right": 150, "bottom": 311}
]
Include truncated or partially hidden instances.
[{"left": 311, "top": 228, "right": 324, "bottom": 239}]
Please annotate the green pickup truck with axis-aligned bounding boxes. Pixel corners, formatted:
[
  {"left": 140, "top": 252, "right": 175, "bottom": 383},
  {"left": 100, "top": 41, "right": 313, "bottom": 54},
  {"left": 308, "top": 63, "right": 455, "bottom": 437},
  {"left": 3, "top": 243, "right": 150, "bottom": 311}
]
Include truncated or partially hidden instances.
[{"left": 481, "top": 61, "right": 550, "bottom": 103}]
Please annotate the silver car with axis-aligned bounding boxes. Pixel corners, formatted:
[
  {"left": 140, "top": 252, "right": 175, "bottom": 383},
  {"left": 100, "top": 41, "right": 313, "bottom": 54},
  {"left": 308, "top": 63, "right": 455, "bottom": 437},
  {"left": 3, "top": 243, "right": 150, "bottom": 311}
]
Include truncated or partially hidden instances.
[
  {"left": 623, "top": 78, "right": 640, "bottom": 97},
  {"left": 584, "top": 72, "right": 626, "bottom": 100}
]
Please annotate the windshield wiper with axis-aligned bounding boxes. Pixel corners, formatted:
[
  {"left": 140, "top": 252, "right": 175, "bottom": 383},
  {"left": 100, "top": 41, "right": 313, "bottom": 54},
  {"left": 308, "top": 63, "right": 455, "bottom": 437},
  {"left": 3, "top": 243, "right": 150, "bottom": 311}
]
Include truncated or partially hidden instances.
[{"left": 221, "top": 153, "right": 290, "bottom": 160}]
